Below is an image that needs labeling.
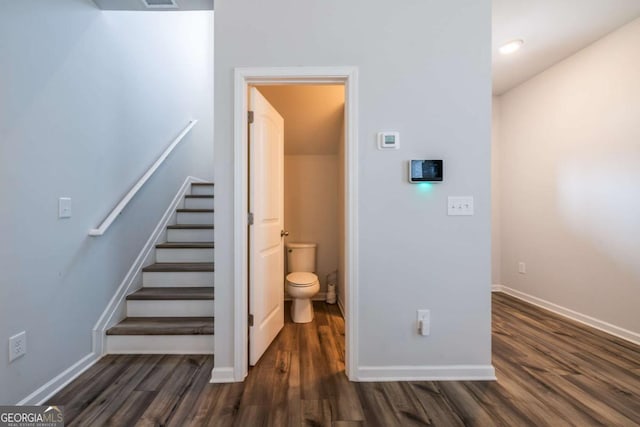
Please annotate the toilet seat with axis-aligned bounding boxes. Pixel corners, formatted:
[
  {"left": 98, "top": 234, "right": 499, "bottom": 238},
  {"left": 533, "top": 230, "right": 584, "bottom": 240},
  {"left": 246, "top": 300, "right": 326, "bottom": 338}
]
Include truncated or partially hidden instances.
[{"left": 286, "top": 272, "right": 318, "bottom": 287}]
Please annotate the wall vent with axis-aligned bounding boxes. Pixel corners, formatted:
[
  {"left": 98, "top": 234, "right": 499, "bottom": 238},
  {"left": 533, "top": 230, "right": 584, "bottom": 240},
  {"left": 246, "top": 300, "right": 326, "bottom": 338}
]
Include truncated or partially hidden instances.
[{"left": 142, "top": 0, "right": 178, "bottom": 8}]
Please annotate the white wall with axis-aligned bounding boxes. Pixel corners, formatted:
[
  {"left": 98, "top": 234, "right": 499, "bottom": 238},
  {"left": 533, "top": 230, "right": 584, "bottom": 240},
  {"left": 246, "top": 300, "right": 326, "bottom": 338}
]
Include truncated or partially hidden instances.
[
  {"left": 498, "top": 17, "right": 640, "bottom": 336},
  {"left": 215, "top": 0, "right": 492, "bottom": 378},
  {"left": 492, "top": 97, "right": 501, "bottom": 285},
  {"left": 285, "top": 156, "right": 339, "bottom": 293},
  {"left": 0, "top": 0, "right": 213, "bottom": 404}
]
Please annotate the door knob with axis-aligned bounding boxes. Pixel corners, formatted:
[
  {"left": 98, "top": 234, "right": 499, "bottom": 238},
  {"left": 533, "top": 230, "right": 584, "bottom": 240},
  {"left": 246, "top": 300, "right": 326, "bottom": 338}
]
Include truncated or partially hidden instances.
[{"left": 281, "top": 230, "right": 289, "bottom": 237}]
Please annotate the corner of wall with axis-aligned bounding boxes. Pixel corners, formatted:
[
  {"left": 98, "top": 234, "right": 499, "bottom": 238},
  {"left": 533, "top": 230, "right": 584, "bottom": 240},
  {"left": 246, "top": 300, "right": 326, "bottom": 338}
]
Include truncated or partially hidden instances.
[{"left": 210, "top": 366, "right": 237, "bottom": 383}]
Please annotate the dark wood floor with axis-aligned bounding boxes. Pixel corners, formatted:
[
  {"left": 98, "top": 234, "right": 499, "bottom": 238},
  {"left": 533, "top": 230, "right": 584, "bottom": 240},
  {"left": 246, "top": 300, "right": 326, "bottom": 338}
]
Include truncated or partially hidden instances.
[{"left": 48, "top": 294, "right": 640, "bottom": 426}]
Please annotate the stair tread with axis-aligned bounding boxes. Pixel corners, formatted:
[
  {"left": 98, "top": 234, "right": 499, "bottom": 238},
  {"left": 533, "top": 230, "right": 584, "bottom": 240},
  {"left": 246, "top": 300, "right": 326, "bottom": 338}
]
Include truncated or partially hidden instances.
[
  {"left": 142, "top": 262, "right": 214, "bottom": 272},
  {"left": 191, "top": 182, "right": 214, "bottom": 186},
  {"left": 156, "top": 242, "right": 214, "bottom": 249},
  {"left": 127, "top": 287, "right": 214, "bottom": 301},
  {"left": 184, "top": 195, "right": 214, "bottom": 199},
  {"left": 167, "top": 224, "right": 214, "bottom": 229},
  {"left": 107, "top": 317, "right": 214, "bottom": 335},
  {"left": 176, "top": 209, "right": 214, "bottom": 213}
]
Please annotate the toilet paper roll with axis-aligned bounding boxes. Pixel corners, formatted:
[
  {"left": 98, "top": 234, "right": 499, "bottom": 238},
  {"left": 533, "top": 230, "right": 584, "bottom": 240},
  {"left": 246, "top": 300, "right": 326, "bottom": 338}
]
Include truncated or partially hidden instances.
[{"left": 326, "top": 283, "right": 336, "bottom": 304}]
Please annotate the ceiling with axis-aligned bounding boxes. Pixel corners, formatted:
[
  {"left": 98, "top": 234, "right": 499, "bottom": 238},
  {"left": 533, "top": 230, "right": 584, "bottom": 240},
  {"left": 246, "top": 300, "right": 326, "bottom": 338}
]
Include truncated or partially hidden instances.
[
  {"left": 255, "top": 85, "right": 345, "bottom": 156},
  {"left": 492, "top": 0, "right": 640, "bottom": 95}
]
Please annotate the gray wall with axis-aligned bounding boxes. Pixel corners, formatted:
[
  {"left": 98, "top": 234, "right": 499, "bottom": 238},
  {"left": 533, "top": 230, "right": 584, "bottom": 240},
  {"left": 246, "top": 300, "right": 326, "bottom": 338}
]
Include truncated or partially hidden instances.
[
  {"left": 498, "top": 17, "right": 640, "bottom": 335},
  {"left": 215, "top": 0, "right": 492, "bottom": 375},
  {"left": 0, "top": 0, "right": 213, "bottom": 404}
]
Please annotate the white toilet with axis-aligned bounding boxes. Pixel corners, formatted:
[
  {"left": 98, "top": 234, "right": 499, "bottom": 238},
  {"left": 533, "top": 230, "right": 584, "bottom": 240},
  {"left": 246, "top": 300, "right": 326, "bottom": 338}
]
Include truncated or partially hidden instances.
[{"left": 286, "top": 242, "right": 320, "bottom": 323}]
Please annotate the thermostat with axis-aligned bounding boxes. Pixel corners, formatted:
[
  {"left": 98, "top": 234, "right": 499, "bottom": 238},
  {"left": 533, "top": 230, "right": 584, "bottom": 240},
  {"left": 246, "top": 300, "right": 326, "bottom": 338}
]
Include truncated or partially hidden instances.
[
  {"left": 378, "top": 132, "right": 400, "bottom": 150},
  {"left": 409, "top": 160, "right": 443, "bottom": 183}
]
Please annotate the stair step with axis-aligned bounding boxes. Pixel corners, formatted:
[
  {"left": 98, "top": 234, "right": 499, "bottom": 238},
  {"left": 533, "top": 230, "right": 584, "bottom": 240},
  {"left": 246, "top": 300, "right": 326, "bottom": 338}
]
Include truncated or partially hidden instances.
[
  {"left": 167, "top": 226, "right": 214, "bottom": 243},
  {"left": 142, "top": 271, "right": 213, "bottom": 287},
  {"left": 184, "top": 195, "right": 214, "bottom": 199},
  {"left": 127, "top": 299, "right": 214, "bottom": 317},
  {"left": 177, "top": 211, "right": 214, "bottom": 225},
  {"left": 106, "top": 335, "right": 214, "bottom": 354},
  {"left": 105, "top": 317, "right": 215, "bottom": 354},
  {"left": 142, "top": 263, "right": 214, "bottom": 272},
  {"left": 126, "top": 287, "right": 214, "bottom": 316},
  {"left": 191, "top": 183, "right": 215, "bottom": 196},
  {"left": 127, "top": 287, "right": 214, "bottom": 300},
  {"left": 156, "top": 242, "right": 214, "bottom": 249},
  {"left": 184, "top": 195, "right": 214, "bottom": 210},
  {"left": 107, "top": 317, "right": 214, "bottom": 335},
  {"left": 155, "top": 243, "right": 214, "bottom": 263}
]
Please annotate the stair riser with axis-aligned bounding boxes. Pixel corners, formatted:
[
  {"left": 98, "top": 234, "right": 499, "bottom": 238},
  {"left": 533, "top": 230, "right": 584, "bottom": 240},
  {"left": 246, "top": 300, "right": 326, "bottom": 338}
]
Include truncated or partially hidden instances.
[
  {"left": 143, "top": 271, "right": 214, "bottom": 287},
  {"left": 177, "top": 212, "right": 214, "bottom": 225},
  {"left": 156, "top": 248, "right": 214, "bottom": 263},
  {"left": 167, "top": 229, "right": 214, "bottom": 242},
  {"left": 184, "top": 198, "right": 214, "bottom": 210},
  {"left": 106, "top": 335, "right": 214, "bottom": 354},
  {"left": 191, "top": 186, "right": 215, "bottom": 196},
  {"left": 127, "top": 300, "right": 214, "bottom": 317}
]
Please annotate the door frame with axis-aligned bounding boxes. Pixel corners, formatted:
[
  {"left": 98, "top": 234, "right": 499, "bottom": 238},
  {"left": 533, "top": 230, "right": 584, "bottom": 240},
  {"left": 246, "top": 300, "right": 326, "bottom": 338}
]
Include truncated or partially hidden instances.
[{"left": 232, "top": 66, "right": 359, "bottom": 381}]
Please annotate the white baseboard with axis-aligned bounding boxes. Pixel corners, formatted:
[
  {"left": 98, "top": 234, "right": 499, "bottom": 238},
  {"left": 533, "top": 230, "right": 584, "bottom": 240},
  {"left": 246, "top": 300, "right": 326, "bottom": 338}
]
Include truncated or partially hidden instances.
[
  {"left": 210, "top": 367, "right": 236, "bottom": 383},
  {"left": 337, "top": 296, "right": 345, "bottom": 317},
  {"left": 494, "top": 285, "right": 640, "bottom": 345},
  {"left": 356, "top": 365, "right": 496, "bottom": 382},
  {"left": 92, "top": 176, "right": 208, "bottom": 356},
  {"left": 17, "top": 353, "right": 100, "bottom": 405}
]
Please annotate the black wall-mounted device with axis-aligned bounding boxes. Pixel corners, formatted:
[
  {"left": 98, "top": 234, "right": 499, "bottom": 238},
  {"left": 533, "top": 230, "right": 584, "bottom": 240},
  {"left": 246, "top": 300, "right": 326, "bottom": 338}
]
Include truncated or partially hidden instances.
[{"left": 409, "top": 160, "right": 443, "bottom": 183}]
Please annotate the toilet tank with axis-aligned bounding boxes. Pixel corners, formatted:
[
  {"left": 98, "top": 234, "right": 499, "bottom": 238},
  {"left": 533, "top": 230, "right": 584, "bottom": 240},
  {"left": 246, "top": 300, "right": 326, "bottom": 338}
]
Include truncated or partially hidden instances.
[{"left": 286, "top": 243, "right": 317, "bottom": 273}]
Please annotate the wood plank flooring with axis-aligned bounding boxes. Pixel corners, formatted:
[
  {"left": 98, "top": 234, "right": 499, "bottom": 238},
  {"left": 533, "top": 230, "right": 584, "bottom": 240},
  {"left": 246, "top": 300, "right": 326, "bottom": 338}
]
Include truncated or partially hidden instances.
[{"left": 48, "top": 293, "right": 640, "bottom": 426}]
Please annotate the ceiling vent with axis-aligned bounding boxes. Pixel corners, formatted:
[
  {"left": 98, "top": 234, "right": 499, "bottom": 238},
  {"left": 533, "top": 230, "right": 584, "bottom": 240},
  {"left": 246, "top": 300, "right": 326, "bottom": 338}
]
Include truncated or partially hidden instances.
[{"left": 142, "top": 0, "right": 178, "bottom": 8}]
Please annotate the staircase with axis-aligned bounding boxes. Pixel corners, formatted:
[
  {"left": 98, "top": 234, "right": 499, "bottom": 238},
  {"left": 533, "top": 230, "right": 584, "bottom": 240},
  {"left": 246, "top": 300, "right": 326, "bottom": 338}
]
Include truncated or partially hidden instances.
[{"left": 106, "top": 182, "right": 215, "bottom": 354}]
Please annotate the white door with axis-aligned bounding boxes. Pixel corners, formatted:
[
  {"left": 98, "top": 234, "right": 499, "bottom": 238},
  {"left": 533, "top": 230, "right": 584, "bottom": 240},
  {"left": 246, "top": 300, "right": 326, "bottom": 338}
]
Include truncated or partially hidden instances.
[{"left": 249, "top": 87, "right": 285, "bottom": 365}]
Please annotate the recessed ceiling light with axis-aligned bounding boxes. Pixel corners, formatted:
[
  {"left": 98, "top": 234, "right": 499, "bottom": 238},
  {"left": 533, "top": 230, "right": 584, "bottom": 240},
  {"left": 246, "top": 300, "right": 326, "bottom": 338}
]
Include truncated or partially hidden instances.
[{"left": 499, "top": 39, "right": 524, "bottom": 55}]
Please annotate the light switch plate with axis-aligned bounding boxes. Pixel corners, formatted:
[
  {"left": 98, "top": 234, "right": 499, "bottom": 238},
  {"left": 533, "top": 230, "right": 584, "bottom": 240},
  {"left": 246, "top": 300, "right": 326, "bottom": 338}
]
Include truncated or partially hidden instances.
[
  {"left": 417, "top": 310, "right": 430, "bottom": 336},
  {"left": 448, "top": 196, "right": 474, "bottom": 216},
  {"left": 518, "top": 262, "right": 526, "bottom": 274},
  {"left": 59, "top": 197, "right": 72, "bottom": 218}
]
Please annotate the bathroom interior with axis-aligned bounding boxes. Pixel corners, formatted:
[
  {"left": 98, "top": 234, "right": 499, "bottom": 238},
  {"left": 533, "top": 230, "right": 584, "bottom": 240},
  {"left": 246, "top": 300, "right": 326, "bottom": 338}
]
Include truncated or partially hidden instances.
[{"left": 253, "top": 84, "right": 346, "bottom": 361}]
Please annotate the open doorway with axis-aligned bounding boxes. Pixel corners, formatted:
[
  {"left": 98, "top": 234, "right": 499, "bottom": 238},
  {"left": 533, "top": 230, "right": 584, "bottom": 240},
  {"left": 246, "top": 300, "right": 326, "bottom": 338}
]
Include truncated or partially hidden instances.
[
  {"left": 248, "top": 84, "right": 345, "bottom": 366},
  {"left": 231, "top": 67, "right": 359, "bottom": 382}
]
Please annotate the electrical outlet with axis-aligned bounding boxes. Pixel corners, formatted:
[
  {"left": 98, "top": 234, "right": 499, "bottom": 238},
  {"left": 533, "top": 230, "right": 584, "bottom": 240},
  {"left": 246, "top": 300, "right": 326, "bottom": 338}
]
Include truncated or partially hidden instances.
[
  {"left": 9, "top": 331, "right": 26, "bottom": 362},
  {"left": 417, "top": 310, "right": 430, "bottom": 336},
  {"left": 518, "top": 262, "right": 526, "bottom": 274}
]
